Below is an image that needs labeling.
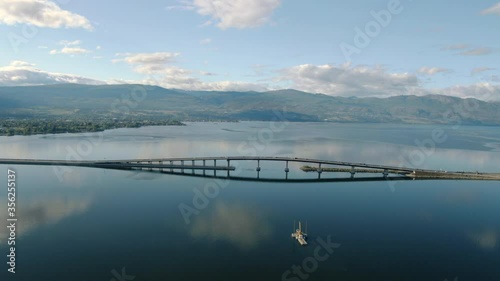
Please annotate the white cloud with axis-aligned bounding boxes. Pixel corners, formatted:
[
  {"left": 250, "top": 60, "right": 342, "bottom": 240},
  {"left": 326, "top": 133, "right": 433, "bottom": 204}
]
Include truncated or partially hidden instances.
[
  {"left": 50, "top": 46, "right": 90, "bottom": 55},
  {"left": 49, "top": 41, "right": 91, "bottom": 55},
  {"left": 200, "top": 38, "right": 212, "bottom": 45},
  {"left": 441, "top": 45, "right": 494, "bottom": 56},
  {"left": 139, "top": 67, "right": 269, "bottom": 92},
  {"left": 166, "top": 0, "right": 196, "bottom": 11},
  {"left": 0, "top": 61, "right": 105, "bottom": 86},
  {"left": 114, "top": 52, "right": 268, "bottom": 91},
  {"left": 471, "top": 67, "right": 495, "bottom": 75},
  {"left": 113, "top": 56, "right": 500, "bottom": 100},
  {"left": 113, "top": 52, "right": 179, "bottom": 65},
  {"left": 418, "top": 67, "right": 451, "bottom": 75},
  {"left": 481, "top": 2, "right": 500, "bottom": 15},
  {"left": 59, "top": 39, "right": 81, "bottom": 46},
  {"left": 436, "top": 82, "right": 500, "bottom": 101},
  {"left": 2, "top": 58, "right": 499, "bottom": 101},
  {"left": 198, "top": 20, "right": 213, "bottom": 28},
  {"left": 175, "top": 0, "right": 282, "bottom": 29},
  {"left": 60, "top": 46, "right": 90, "bottom": 54},
  {"left": 0, "top": 0, "right": 93, "bottom": 30},
  {"left": 279, "top": 63, "right": 419, "bottom": 98},
  {"left": 10, "top": 60, "right": 34, "bottom": 67},
  {"left": 459, "top": 47, "right": 493, "bottom": 56}
]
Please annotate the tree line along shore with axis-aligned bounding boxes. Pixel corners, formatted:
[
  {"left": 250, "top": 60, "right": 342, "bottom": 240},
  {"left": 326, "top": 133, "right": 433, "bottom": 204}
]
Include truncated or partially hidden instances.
[{"left": 0, "top": 118, "right": 185, "bottom": 136}]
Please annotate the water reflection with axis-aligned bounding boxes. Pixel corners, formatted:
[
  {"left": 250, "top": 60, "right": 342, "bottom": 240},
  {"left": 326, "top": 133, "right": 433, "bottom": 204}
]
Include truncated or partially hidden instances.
[
  {"left": 0, "top": 193, "right": 93, "bottom": 242},
  {"left": 1, "top": 123, "right": 499, "bottom": 175},
  {"left": 0, "top": 123, "right": 499, "bottom": 280},
  {"left": 466, "top": 229, "right": 498, "bottom": 250},
  {"left": 190, "top": 202, "right": 272, "bottom": 250}
]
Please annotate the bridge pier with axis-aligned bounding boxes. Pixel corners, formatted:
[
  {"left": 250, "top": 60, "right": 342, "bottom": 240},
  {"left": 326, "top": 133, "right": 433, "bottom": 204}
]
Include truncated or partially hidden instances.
[
  {"left": 256, "top": 160, "right": 261, "bottom": 179},
  {"left": 203, "top": 160, "right": 206, "bottom": 176},
  {"left": 192, "top": 160, "right": 195, "bottom": 174},
  {"left": 227, "top": 160, "right": 230, "bottom": 177},
  {"left": 170, "top": 161, "right": 173, "bottom": 172},
  {"left": 383, "top": 169, "right": 389, "bottom": 177},
  {"left": 285, "top": 161, "right": 289, "bottom": 180},
  {"left": 318, "top": 163, "right": 322, "bottom": 179},
  {"left": 214, "top": 160, "right": 216, "bottom": 177},
  {"left": 181, "top": 160, "right": 184, "bottom": 173}
]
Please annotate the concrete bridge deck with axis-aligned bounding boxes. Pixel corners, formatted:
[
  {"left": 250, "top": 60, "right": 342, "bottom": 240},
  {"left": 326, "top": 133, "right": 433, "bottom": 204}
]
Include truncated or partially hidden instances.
[{"left": 0, "top": 156, "right": 499, "bottom": 182}]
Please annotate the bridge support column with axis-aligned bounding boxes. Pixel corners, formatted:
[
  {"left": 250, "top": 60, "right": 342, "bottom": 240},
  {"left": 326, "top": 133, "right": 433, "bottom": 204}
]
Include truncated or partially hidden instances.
[
  {"left": 256, "top": 160, "right": 261, "bottom": 179},
  {"left": 318, "top": 163, "right": 322, "bottom": 179},
  {"left": 350, "top": 166, "right": 356, "bottom": 178},
  {"left": 181, "top": 160, "right": 184, "bottom": 173},
  {"left": 192, "top": 160, "right": 195, "bottom": 174},
  {"left": 214, "top": 160, "right": 216, "bottom": 177},
  {"left": 203, "top": 160, "right": 206, "bottom": 176},
  {"left": 227, "top": 160, "right": 230, "bottom": 178},
  {"left": 285, "top": 161, "right": 289, "bottom": 180},
  {"left": 170, "top": 161, "right": 173, "bottom": 172},
  {"left": 383, "top": 169, "right": 389, "bottom": 178}
]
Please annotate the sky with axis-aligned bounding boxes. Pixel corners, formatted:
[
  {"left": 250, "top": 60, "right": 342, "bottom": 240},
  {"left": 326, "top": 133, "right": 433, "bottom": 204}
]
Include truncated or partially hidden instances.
[{"left": 0, "top": 0, "right": 499, "bottom": 100}]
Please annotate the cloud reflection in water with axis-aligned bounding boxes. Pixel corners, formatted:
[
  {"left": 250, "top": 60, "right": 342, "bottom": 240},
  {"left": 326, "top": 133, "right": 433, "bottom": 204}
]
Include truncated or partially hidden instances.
[
  {"left": 190, "top": 202, "right": 272, "bottom": 250},
  {"left": 0, "top": 194, "right": 93, "bottom": 244},
  {"left": 466, "top": 229, "right": 498, "bottom": 250}
]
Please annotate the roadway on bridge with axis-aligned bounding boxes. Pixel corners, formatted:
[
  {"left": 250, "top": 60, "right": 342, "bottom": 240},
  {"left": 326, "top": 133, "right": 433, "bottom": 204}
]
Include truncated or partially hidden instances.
[{"left": 0, "top": 157, "right": 499, "bottom": 182}]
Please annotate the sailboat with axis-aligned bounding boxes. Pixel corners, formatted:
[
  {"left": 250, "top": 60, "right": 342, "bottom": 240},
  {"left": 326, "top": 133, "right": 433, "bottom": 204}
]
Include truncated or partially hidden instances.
[{"left": 291, "top": 220, "right": 308, "bottom": 246}]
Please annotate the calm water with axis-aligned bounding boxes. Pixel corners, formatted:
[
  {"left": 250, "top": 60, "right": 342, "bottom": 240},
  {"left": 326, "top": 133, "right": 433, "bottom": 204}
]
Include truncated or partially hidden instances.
[{"left": 1, "top": 122, "right": 500, "bottom": 281}]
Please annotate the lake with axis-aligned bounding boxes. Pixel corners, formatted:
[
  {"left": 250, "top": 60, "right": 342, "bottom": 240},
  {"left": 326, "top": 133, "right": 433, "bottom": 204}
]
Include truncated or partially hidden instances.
[{"left": 1, "top": 122, "right": 500, "bottom": 281}]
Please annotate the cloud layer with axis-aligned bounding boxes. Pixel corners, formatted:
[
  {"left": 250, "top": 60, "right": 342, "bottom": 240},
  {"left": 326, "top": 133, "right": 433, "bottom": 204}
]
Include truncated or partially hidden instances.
[
  {"left": 279, "top": 64, "right": 419, "bottom": 98},
  {"left": 113, "top": 52, "right": 269, "bottom": 91},
  {"left": 0, "top": 0, "right": 93, "bottom": 30},
  {"left": 2, "top": 59, "right": 499, "bottom": 101},
  {"left": 438, "top": 82, "right": 500, "bottom": 101},
  {"left": 0, "top": 61, "right": 105, "bottom": 86}
]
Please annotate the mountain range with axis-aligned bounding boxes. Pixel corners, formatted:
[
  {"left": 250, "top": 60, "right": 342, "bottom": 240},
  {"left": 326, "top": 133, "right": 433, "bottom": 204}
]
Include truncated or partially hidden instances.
[{"left": 1, "top": 84, "right": 499, "bottom": 125}]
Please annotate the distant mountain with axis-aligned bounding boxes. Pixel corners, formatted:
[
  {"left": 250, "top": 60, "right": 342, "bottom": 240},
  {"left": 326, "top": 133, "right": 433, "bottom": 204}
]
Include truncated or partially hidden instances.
[{"left": 1, "top": 84, "right": 499, "bottom": 125}]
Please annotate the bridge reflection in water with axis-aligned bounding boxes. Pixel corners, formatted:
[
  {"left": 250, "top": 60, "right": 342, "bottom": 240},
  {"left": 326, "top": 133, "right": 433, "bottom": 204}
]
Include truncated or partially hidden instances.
[{"left": 1, "top": 156, "right": 499, "bottom": 183}]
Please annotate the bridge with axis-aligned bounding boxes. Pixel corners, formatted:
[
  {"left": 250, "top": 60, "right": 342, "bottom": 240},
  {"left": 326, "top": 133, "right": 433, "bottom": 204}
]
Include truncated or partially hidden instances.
[{"left": 0, "top": 156, "right": 499, "bottom": 183}]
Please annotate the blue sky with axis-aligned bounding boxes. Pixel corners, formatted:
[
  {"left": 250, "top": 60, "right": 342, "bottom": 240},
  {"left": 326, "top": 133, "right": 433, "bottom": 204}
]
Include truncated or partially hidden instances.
[{"left": 0, "top": 0, "right": 499, "bottom": 100}]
